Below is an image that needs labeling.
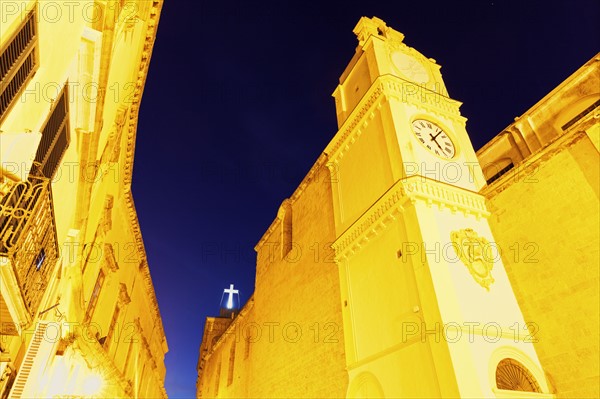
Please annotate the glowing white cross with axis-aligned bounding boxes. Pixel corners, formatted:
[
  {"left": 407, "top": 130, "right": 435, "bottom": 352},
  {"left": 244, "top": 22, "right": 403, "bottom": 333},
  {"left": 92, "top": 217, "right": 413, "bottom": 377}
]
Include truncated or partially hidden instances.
[{"left": 224, "top": 284, "right": 239, "bottom": 309}]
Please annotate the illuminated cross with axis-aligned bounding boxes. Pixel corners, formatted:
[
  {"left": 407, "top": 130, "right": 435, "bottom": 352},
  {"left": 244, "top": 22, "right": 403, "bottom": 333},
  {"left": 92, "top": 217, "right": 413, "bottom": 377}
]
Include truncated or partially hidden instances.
[{"left": 224, "top": 284, "right": 239, "bottom": 309}]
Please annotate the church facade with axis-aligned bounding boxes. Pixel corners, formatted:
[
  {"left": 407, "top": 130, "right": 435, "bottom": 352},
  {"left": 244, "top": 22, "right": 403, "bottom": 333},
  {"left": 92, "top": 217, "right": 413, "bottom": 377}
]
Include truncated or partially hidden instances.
[
  {"left": 0, "top": 1, "right": 167, "bottom": 397},
  {"left": 196, "top": 17, "right": 599, "bottom": 399}
]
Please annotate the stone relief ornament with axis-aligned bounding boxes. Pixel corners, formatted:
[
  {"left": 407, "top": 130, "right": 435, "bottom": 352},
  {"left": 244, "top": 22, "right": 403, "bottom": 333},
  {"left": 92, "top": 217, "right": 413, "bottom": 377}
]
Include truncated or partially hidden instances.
[{"left": 450, "top": 228, "right": 495, "bottom": 290}]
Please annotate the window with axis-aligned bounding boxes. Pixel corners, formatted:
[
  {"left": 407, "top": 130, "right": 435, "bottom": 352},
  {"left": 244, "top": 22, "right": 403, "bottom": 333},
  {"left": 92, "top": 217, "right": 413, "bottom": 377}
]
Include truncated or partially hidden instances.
[
  {"left": 244, "top": 336, "right": 251, "bottom": 359},
  {"left": 123, "top": 338, "right": 134, "bottom": 377},
  {"left": 31, "top": 84, "right": 70, "bottom": 179},
  {"left": 214, "top": 361, "right": 221, "bottom": 396},
  {"left": 84, "top": 269, "right": 105, "bottom": 323},
  {"left": 496, "top": 358, "right": 542, "bottom": 392},
  {"left": 139, "top": 361, "right": 148, "bottom": 396},
  {"left": 104, "top": 304, "right": 121, "bottom": 350},
  {"left": 561, "top": 98, "right": 600, "bottom": 131},
  {"left": 0, "top": 9, "right": 39, "bottom": 124},
  {"left": 279, "top": 200, "right": 292, "bottom": 259},
  {"left": 486, "top": 162, "right": 514, "bottom": 185},
  {"left": 227, "top": 343, "right": 236, "bottom": 386},
  {"left": 82, "top": 227, "right": 100, "bottom": 275}
]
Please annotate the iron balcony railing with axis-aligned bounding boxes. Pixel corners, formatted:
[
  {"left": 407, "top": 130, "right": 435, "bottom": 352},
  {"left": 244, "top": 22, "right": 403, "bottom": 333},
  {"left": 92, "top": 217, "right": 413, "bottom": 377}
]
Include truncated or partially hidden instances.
[{"left": 0, "top": 174, "right": 58, "bottom": 317}]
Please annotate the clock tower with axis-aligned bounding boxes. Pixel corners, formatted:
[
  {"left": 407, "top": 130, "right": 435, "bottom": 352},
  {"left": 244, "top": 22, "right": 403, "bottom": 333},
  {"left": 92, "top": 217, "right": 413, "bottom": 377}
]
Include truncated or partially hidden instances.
[{"left": 326, "top": 17, "right": 553, "bottom": 398}]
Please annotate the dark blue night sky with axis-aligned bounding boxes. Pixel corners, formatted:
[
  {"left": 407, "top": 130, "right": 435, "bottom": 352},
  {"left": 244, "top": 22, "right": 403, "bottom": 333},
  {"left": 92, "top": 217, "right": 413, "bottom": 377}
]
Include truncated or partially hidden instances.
[{"left": 130, "top": 1, "right": 599, "bottom": 397}]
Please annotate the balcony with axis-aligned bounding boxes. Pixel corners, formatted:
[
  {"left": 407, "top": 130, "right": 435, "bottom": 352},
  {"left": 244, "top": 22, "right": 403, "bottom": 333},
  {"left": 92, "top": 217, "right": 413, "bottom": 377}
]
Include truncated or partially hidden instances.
[{"left": 0, "top": 175, "right": 58, "bottom": 333}]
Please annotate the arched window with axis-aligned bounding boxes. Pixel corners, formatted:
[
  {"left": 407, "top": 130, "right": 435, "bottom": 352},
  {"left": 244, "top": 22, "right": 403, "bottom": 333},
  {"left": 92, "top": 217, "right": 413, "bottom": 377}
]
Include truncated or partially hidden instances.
[
  {"left": 347, "top": 372, "right": 384, "bottom": 399},
  {"left": 278, "top": 200, "right": 293, "bottom": 259},
  {"left": 227, "top": 342, "right": 236, "bottom": 386},
  {"left": 496, "top": 358, "right": 542, "bottom": 392}
]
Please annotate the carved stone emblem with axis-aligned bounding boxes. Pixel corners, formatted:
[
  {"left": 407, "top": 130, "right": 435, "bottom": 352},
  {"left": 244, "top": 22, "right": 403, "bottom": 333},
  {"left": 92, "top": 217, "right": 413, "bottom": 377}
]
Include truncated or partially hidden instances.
[{"left": 450, "top": 228, "right": 495, "bottom": 290}]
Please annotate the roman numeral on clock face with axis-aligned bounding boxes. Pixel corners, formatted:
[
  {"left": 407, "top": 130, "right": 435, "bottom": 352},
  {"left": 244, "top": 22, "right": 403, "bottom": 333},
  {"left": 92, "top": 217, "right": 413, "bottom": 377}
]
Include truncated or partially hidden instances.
[{"left": 411, "top": 119, "right": 456, "bottom": 159}]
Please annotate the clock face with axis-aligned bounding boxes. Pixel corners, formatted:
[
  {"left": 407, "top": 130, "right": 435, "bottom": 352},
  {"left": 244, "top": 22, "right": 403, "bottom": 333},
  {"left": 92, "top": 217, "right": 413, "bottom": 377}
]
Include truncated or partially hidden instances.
[
  {"left": 391, "top": 51, "right": 429, "bottom": 84},
  {"left": 411, "top": 119, "right": 456, "bottom": 159}
]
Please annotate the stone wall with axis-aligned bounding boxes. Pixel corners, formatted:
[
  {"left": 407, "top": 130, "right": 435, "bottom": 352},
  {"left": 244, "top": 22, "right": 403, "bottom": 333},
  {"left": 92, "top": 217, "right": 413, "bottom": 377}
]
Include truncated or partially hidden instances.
[{"left": 484, "top": 128, "right": 599, "bottom": 398}]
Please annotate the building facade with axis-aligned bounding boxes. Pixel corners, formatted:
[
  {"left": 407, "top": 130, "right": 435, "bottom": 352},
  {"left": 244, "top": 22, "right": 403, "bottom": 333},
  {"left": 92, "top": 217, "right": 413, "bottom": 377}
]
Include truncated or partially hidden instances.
[
  {"left": 477, "top": 54, "right": 599, "bottom": 397},
  {"left": 0, "top": 1, "right": 167, "bottom": 397},
  {"left": 196, "top": 17, "right": 599, "bottom": 399}
]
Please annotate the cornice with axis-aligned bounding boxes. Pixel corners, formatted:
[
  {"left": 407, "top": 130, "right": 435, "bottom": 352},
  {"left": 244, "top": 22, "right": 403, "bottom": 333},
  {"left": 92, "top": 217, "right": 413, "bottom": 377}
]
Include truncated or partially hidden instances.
[
  {"left": 381, "top": 75, "right": 463, "bottom": 119},
  {"left": 123, "top": 1, "right": 162, "bottom": 188},
  {"left": 133, "top": 316, "right": 167, "bottom": 396},
  {"left": 118, "top": 0, "right": 168, "bottom": 379},
  {"left": 332, "top": 176, "right": 489, "bottom": 261},
  {"left": 481, "top": 115, "right": 598, "bottom": 198},
  {"left": 515, "top": 54, "right": 598, "bottom": 120},
  {"left": 123, "top": 190, "right": 167, "bottom": 350},
  {"left": 325, "top": 74, "right": 464, "bottom": 166}
]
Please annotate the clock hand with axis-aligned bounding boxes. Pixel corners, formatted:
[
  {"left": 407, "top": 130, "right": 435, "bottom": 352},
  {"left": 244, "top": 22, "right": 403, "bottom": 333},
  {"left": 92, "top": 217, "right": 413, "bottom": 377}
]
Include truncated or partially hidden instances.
[{"left": 429, "top": 133, "right": 446, "bottom": 153}]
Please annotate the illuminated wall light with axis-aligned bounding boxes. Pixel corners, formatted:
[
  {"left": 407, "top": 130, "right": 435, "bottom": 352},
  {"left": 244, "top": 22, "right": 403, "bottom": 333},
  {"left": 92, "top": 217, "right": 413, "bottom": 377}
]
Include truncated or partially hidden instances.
[
  {"left": 44, "top": 356, "right": 68, "bottom": 397},
  {"left": 81, "top": 373, "right": 104, "bottom": 397}
]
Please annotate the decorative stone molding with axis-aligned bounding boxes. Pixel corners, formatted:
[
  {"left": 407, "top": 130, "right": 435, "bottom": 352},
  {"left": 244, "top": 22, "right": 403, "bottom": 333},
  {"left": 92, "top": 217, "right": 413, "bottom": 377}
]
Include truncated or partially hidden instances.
[
  {"left": 122, "top": 1, "right": 162, "bottom": 188},
  {"left": 332, "top": 176, "right": 489, "bottom": 260},
  {"left": 325, "top": 85, "right": 384, "bottom": 163},
  {"left": 122, "top": 189, "right": 166, "bottom": 353},
  {"left": 102, "top": 195, "right": 114, "bottom": 234},
  {"left": 118, "top": 283, "right": 131, "bottom": 306},
  {"left": 382, "top": 77, "right": 461, "bottom": 117},
  {"left": 450, "top": 228, "right": 495, "bottom": 290},
  {"left": 108, "top": 106, "right": 128, "bottom": 164},
  {"left": 134, "top": 317, "right": 158, "bottom": 372},
  {"left": 353, "top": 17, "right": 404, "bottom": 47},
  {"left": 481, "top": 128, "right": 592, "bottom": 198},
  {"left": 115, "top": 0, "right": 168, "bottom": 370},
  {"left": 103, "top": 243, "right": 119, "bottom": 273},
  {"left": 325, "top": 75, "right": 464, "bottom": 166}
]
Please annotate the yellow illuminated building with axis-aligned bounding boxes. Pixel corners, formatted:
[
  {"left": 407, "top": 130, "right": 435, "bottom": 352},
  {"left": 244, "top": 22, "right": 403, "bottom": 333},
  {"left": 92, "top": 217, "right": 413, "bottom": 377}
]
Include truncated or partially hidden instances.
[
  {"left": 196, "top": 17, "right": 599, "bottom": 398},
  {"left": 0, "top": 1, "right": 167, "bottom": 397}
]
